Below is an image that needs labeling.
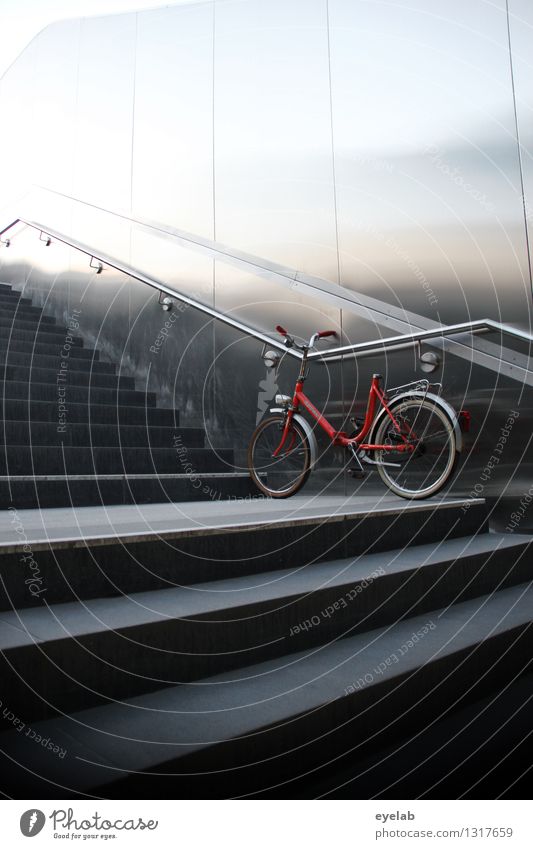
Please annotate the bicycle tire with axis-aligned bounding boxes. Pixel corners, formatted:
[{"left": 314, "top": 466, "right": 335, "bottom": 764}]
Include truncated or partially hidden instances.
[
  {"left": 248, "top": 415, "right": 311, "bottom": 498},
  {"left": 374, "top": 397, "right": 457, "bottom": 499}
]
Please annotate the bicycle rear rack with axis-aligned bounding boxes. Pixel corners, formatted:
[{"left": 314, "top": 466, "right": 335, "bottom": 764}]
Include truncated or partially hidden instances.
[{"left": 385, "top": 379, "right": 443, "bottom": 399}]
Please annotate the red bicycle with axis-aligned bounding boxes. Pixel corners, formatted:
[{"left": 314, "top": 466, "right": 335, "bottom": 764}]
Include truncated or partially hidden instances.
[{"left": 248, "top": 325, "right": 462, "bottom": 499}]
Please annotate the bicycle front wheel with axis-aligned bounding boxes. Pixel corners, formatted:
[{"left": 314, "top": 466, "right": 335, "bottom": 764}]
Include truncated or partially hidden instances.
[
  {"left": 248, "top": 415, "right": 311, "bottom": 498},
  {"left": 374, "top": 398, "right": 457, "bottom": 499}
]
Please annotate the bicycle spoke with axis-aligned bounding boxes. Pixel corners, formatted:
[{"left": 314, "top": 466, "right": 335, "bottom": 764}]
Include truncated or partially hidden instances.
[
  {"left": 375, "top": 400, "right": 456, "bottom": 498},
  {"left": 249, "top": 416, "right": 310, "bottom": 497}
]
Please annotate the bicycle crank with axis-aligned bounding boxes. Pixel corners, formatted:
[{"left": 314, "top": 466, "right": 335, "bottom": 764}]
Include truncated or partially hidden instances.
[
  {"left": 349, "top": 445, "right": 401, "bottom": 469},
  {"left": 361, "top": 455, "right": 402, "bottom": 469}
]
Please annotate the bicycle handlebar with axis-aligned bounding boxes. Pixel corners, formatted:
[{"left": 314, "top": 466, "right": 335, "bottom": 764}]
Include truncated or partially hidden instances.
[{"left": 275, "top": 325, "right": 338, "bottom": 350}]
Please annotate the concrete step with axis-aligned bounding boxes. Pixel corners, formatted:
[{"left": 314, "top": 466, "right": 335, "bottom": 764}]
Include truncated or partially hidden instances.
[
  {"left": 0, "top": 498, "right": 487, "bottom": 610},
  {"left": 0, "top": 283, "right": 249, "bottom": 510},
  {"left": 0, "top": 472, "right": 257, "bottom": 510},
  {"left": 0, "top": 286, "right": 31, "bottom": 304},
  {"left": 1, "top": 420, "right": 204, "bottom": 448},
  {"left": 0, "top": 296, "right": 34, "bottom": 308},
  {"left": 0, "top": 350, "right": 115, "bottom": 373},
  {"left": 1, "top": 581, "right": 531, "bottom": 796},
  {"left": 0, "top": 324, "right": 83, "bottom": 345},
  {"left": 0, "top": 316, "right": 66, "bottom": 335},
  {"left": 0, "top": 445, "right": 233, "bottom": 476},
  {"left": 292, "top": 670, "right": 533, "bottom": 799},
  {"left": 1, "top": 363, "right": 135, "bottom": 389},
  {"left": 0, "top": 532, "right": 529, "bottom": 723},
  {"left": 0, "top": 397, "right": 180, "bottom": 425},
  {"left": 0, "top": 304, "right": 56, "bottom": 322},
  {"left": 0, "top": 338, "right": 95, "bottom": 358},
  {"left": 1, "top": 379, "right": 157, "bottom": 407}
]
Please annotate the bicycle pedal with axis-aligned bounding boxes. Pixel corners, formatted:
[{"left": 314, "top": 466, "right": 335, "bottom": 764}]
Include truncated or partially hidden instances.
[{"left": 348, "top": 467, "right": 366, "bottom": 479}]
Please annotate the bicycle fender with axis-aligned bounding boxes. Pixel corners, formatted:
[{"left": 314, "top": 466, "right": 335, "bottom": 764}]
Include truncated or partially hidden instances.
[
  {"left": 369, "top": 391, "right": 463, "bottom": 453},
  {"left": 269, "top": 409, "right": 318, "bottom": 468}
]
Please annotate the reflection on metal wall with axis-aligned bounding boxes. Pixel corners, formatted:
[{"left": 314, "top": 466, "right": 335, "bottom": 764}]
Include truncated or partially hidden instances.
[
  {"left": 329, "top": 0, "right": 531, "bottom": 327},
  {"left": 509, "top": 0, "right": 533, "bottom": 289},
  {"left": 0, "top": 0, "right": 532, "bottom": 520},
  {"left": 134, "top": 3, "right": 214, "bottom": 238}
]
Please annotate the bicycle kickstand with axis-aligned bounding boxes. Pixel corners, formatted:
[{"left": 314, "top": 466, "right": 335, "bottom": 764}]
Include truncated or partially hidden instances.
[{"left": 348, "top": 445, "right": 366, "bottom": 479}]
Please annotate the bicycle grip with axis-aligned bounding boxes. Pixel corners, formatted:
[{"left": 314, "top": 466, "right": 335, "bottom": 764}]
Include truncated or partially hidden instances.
[
  {"left": 317, "top": 330, "right": 338, "bottom": 338},
  {"left": 276, "top": 325, "right": 288, "bottom": 336}
]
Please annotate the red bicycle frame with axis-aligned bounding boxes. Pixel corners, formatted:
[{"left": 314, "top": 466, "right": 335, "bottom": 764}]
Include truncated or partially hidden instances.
[{"left": 273, "top": 348, "right": 414, "bottom": 458}]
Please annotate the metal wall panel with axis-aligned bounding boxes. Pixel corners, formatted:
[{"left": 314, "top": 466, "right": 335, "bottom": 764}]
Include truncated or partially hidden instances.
[
  {"left": 212, "top": 262, "right": 344, "bottom": 470},
  {"left": 32, "top": 21, "right": 80, "bottom": 201},
  {"left": 129, "top": 228, "right": 216, "bottom": 413},
  {"left": 211, "top": 0, "right": 343, "bottom": 467},
  {"left": 133, "top": 3, "right": 214, "bottom": 239},
  {"left": 329, "top": 0, "right": 531, "bottom": 333},
  {"left": 213, "top": 0, "right": 337, "bottom": 277},
  {"left": 73, "top": 13, "right": 136, "bottom": 214},
  {"left": 508, "top": 0, "right": 533, "bottom": 292},
  {"left": 0, "top": 35, "right": 40, "bottom": 213}
]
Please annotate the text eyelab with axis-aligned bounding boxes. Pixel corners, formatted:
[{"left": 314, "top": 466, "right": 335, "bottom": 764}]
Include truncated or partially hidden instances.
[{"left": 376, "top": 811, "right": 416, "bottom": 823}]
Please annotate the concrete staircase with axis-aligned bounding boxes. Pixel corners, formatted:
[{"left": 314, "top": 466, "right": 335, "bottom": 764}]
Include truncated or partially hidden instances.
[
  {"left": 0, "top": 496, "right": 531, "bottom": 798},
  {"left": 0, "top": 281, "right": 254, "bottom": 507}
]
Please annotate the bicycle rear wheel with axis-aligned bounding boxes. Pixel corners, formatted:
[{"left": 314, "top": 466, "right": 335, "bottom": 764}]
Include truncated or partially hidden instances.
[
  {"left": 374, "top": 398, "right": 457, "bottom": 499},
  {"left": 248, "top": 415, "right": 311, "bottom": 498}
]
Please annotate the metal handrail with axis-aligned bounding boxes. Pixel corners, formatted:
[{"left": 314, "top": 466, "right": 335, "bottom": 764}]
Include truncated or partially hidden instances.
[
  {"left": 308, "top": 319, "right": 532, "bottom": 363},
  {"left": 1, "top": 215, "right": 532, "bottom": 367},
  {"left": 0, "top": 216, "right": 302, "bottom": 360}
]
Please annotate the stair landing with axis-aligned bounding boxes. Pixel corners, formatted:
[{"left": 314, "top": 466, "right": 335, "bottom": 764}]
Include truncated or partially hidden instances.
[{"left": 0, "top": 492, "right": 484, "bottom": 550}]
